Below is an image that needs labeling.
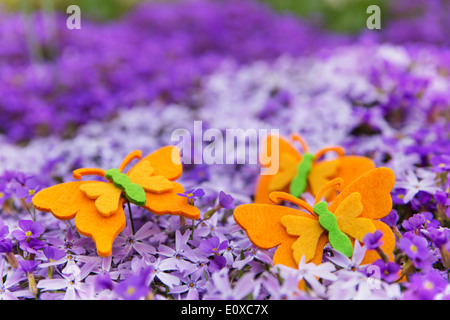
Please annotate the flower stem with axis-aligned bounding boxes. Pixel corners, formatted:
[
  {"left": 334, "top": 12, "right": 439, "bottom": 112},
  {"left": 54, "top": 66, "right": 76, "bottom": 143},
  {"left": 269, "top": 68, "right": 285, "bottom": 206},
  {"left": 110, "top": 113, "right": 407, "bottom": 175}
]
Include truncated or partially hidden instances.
[
  {"left": 401, "top": 259, "right": 415, "bottom": 278},
  {"left": 190, "top": 219, "right": 195, "bottom": 240},
  {"left": 47, "top": 266, "right": 54, "bottom": 279},
  {"left": 6, "top": 252, "right": 18, "bottom": 269},
  {"left": 180, "top": 216, "right": 186, "bottom": 227},
  {"left": 204, "top": 204, "right": 222, "bottom": 220},
  {"left": 20, "top": 199, "right": 36, "bottom": 222},
  {"left": 391, "top": 225, "right": 402, "bottom": 241},
  {"left": 375, "top": 247, "right": 390, "bottom": 264},
  {"left": 125, "top": 199, "right": 136, "bottom": 236},
  {"left": 27, "top": 272, "right": 39, "bottom": 298}
]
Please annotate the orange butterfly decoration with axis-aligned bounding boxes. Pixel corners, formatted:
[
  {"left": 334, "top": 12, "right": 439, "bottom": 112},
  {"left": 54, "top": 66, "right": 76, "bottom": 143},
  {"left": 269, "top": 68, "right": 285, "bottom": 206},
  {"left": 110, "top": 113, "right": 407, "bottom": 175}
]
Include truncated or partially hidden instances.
[
  {"left": 32, "top": 146, "right": 200, "bottom": 257},
  {"left": 234, "top": 167, "right": 396, "bottom": 268},
  {"left": 255, "top": 134, "right": 376, "bottom": 203}
]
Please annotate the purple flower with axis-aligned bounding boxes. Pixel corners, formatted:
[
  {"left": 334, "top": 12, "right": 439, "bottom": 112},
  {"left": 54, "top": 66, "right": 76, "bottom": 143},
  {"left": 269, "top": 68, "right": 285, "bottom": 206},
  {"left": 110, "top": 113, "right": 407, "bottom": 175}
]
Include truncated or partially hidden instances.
[
  {"left": 218, "top": 191, "right": 234, "bottom": 209},
  {"left": 398, "top": 235, "right": 435, "bottom": 270},
  {"left": 434, "top": 190, "right": 448, "bottom": 206},
  {"left": 0, "top": 239, "right": 13, "bottom": 253},
  {"left": 114, "top": 267, "right": 152, "bottom": 300},
  {"left": 0, "top": 219, "right": 9, "bottom": 240},
  {"left": 422, "top": 211, "right": 440, "bottom": 229},
  {"left": 42, "top": 246, "right": 66, "bottom": 262},
  {"left": 0, "top": 182, "right": 12, "bottom": 206},
  {"left": 140, "top": 257, "right": 181, "bottom": 288},
  {"left": 198, "top": 236, "right": 228, "bottom": 271},
  {"left": 94, "top": 273, "right": 115, "bottom": 291},
  {"left": 20, "top": 238, "right": 45, "bottom": 255},
  {"left": 204, "top": 269, "right": 256, "bottom": 300},
  {"left": 428, "top": 227, "right": 450, "bottom": 248},
  {"left": 37, "top": 258, "right": 98, "bottom": 300},
  {"left": 11, "top": 220, "right": 45, "bottom": 241},
  {"left": 114, "top": 222, "right": 157, "bottom": 259},
  {"left": 170, "top": 272, "right": 207, "bottom": 300},
  {"left": 177, "top": 188, "right": 205, "bottom": 203},
  {"left": 232, "top": 245, "right": 273, "bottom": 270},
  {"left": 367, "top": 259, "right": 400, "bottom": 283},
  {"left": 158, "top": 229, "right": 200, "bottom": 274},
  {"left": 13, "top": 176, "right": 40, "bottom": 203},
  {"left": 381, "top": 210, "right": 398, "bottom": 228},
  {"left": 401, "top": 213, "right": 426, "bottom": 231},
  {"left": 402, "top": 272, "right": 447, "bottom": 300},
  {"left": 363, "top": 230, "right": 384, "bottom": 250},
  {"left": 430, "top": 154, "right": 450, "bottom": 173},
  {"left": 18, "top": 260, "right": 41, "bottom": 274},
  {"left": 198, "top": 236, "right": 228, "bottom": 256},
  {"left": 46, "top": 227, "right": 86, "bottom": 255}
]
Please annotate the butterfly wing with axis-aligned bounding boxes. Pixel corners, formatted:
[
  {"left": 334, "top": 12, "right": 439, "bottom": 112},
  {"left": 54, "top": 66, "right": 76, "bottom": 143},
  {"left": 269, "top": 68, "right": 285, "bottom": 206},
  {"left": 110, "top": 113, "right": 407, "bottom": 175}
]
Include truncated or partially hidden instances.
[
  {"left": 127, "top": 146, "right": 182, "bottom": 181},
  {"left": 142, "top": 182, "right": 200, "bottom": 220},
  {"left": 79, "top": 182, "right": 122, "bottom": 217},
  {"left": 309, "top": 156, "right": 375, "bottom": 201},
  {"left": 329, "top": 168, "right": 396, "bottom": 263},
  {"left": 280, "top": 215, "right": 325, "bottom": 264},
  {"left": 308, "top": 159, "right": 340, "bottom": 200},
  {"left": 334, "top": 156, "right": 376, "bottom": 193},
  {"left": 233, "top": 203, "right": 315, "bottom": 268},
  {"left": 125, "top": 147, "right": 199, "bottom": 220},
  {"left": 33, "top": 181, "right": 90, "bottom": 220},
  {"left": 268, "top": 153, "right": 298, "bottom": 192},
  {"left": 334, "top": 192, "right": 376, "bottom": 242},
  {"left": 255, "top": 135, "right": 302, "bottom": 204},
  {"left": 74, "top": 197, "right": 126, "bottom": 257},
  {"left": 32, "top": 181, "right": 126, "bottom": 257},
  {"left": 328, "top": 167, "right": 395, "bottom": 220},
  {"left": 127, "top": 160, "right": 173, "bottom": 194}
]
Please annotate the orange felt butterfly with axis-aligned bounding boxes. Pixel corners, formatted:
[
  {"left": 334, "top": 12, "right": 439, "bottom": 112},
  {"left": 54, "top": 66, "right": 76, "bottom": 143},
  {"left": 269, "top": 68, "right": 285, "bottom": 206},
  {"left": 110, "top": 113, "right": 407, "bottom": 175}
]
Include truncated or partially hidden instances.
[
  {"left": 235, "top": 167, "right": 396, "bottom": 268},
  {"left": 255, "top": 134, "right": 376, "bottom": 204},
  {"left": 32, "top": 146, "right": 200, "bottom": 257}
]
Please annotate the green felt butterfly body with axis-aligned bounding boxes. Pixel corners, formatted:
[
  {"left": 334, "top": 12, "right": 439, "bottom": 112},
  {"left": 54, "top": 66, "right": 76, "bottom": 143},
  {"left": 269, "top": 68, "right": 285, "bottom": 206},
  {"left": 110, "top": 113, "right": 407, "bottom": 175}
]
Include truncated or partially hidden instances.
[
  {"left": 105, "top": 168, "right": 146, "bottom": 206},
  {"left": 314, "top": 201, "right": 353, "bottom": 257},
  {"left": 289, "top": 152, "right": 314, "bottom": 197}
]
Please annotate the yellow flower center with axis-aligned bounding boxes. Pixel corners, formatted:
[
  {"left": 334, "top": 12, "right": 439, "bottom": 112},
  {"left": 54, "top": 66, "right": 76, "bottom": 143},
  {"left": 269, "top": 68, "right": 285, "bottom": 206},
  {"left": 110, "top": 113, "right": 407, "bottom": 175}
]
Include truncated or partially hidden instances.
[
  {"left": 127, "top": 286, "right": 136, "bottom": 295},
  {"left": 28, "top": 189, "right": 35, "bottom": 196},
  {"left": 187, "top": 193, "right": 193, "bottom": 197},
  {"left": 0, "top": 192, "right": 4, "bottom": 198},
  {"left": 25, "top": 231, "right": 33, "bottom": 237},
  {"left": 439, "top": 163, "right": 445, "bottom": 168},
  {"left": 424, "top": 280, "right": 434, "bottom": 290},
  {"left": 410, "top": 245, "right": 418, "bottom": 253}
]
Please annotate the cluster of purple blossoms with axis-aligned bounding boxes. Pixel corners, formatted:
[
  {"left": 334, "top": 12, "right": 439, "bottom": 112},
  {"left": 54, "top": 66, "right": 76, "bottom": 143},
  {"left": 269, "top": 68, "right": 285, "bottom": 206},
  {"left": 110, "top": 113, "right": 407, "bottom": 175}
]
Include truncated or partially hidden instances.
[
  {"left": 0, "top": 0, "right": 342, "bottom": 143},
  {"left": 0, "top": 0, "right": 450, "bottom": 300}
]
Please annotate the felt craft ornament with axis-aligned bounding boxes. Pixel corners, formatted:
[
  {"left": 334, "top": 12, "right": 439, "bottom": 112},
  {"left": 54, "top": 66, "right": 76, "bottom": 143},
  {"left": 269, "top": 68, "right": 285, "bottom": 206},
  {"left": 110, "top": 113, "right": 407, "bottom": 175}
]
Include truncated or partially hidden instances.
[
  {"left": 254, "top": 134, "right": 376, "bottom": 204},
  {"left": 235, "top": 167, "right": 396, "bottom": 268},
  {"left": 32, "top": 146, "right": 200, "bottom": 257}
]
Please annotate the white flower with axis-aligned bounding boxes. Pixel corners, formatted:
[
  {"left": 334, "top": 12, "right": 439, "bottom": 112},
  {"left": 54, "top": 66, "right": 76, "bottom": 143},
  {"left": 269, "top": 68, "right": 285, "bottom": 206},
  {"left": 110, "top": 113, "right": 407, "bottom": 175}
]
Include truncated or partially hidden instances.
[
  {"left": 326, "top": 240, "right": 367, "bottom": 270},
  {"left": 37, "top": 257, "right": 98, "bottom": 300},
  {"left": 395, "top": 169, "right": 440, "bottom": 203},
  {"left": 277, "top": 256, "right": 337, "bottom": 298},
  {"left": 327, "top": 269, "right": 401, "bottom": 300}
]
